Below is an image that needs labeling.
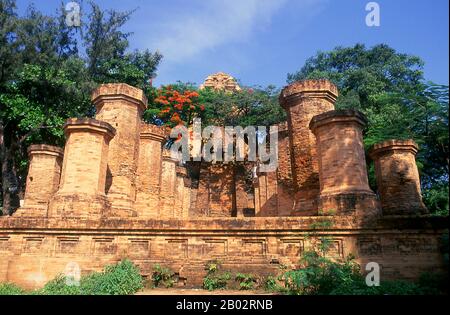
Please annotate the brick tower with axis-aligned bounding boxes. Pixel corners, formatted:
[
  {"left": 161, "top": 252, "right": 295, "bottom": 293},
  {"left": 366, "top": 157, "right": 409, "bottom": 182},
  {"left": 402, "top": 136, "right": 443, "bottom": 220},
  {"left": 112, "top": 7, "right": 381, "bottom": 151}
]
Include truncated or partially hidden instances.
[
  {"left": 279, "top": 79, "right": 338, "bottom": 215},
  {"left": 92, "top": 83, "right": 147, "bottom": 216}
]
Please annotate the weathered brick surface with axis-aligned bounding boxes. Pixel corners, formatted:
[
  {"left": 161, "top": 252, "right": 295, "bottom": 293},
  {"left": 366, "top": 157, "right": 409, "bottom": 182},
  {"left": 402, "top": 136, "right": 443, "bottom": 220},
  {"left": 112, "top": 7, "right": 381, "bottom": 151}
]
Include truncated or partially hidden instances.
[
  {"left": 369, "top": 140, "right": 428, "bottom": 215},
  {"left": 254, "top": 122, "right": 295, "bottom": 216},
  {"left": 0, "top": 216, "right": 446, "bottom": 289},
  {"left": 48, "top": 118, "right": 115, "bottom": 218},
  {"left": 4, "top": 81, "right": 446, "bottom": 290},
  {"left": 310, "top": 110, "right": 380, "bottom": 216},
  {"left": 93, "top": 83, "right": 147, "bottom": 215},
  {"left": 280, "top": 79, "right": 338, "bottom": 215},
  {"left": 195, "top": 163, "right": 236, "bottom": 217},
  {"left": 16, "top": 145, "right": 63, "bottom": 216},
  {"left": 135, "top": 123, "right": 166, "bottom": 218},
  {"left": 159, "top": 150, "right": 178, "bottom": 218}
]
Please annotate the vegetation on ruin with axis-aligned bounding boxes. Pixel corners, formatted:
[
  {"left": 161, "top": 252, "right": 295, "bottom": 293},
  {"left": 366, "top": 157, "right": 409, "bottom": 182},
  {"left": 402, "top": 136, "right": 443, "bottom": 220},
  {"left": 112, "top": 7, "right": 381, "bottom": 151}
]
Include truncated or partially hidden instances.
[
  {"left": 151, "top": 264, "right": 177, "bottom": 288},
  {"left": 235, "top": 273, "right": 259, "bottom": 290},
  {"left": 275, "top": 250, "right": 448, "bottom": 295},
  {"left": 0, "top": 260, "right": 144, "bottom": 295},
  {"left": 203, "top": 260, "right": 232, "bottom": 291},
  {"left": 265, "top": 220, "right": 449, "bottom": 295},
  {"left": 0, "top": 283, "right": 25, "bottom": 295}
]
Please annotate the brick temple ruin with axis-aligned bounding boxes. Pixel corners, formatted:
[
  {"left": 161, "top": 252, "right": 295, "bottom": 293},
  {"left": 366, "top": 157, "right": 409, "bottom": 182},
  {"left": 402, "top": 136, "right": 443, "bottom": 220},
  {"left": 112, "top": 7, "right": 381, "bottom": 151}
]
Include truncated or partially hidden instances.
[{"left": 0, "top": 77, "right": 447, "bottom": 289}]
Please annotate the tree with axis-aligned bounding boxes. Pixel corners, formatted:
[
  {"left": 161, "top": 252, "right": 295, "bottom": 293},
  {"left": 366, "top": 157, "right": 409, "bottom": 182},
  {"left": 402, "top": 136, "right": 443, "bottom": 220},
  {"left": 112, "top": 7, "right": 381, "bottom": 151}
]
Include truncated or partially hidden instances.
[
  {"left": 288, "top": 44, "right": 448, "bottom": 215},
  {"left": 83, "top": 2, "right": 162, "bottom": 89},
  {"left": 198, "top": 85, "right": 285, "bottom": 127}
]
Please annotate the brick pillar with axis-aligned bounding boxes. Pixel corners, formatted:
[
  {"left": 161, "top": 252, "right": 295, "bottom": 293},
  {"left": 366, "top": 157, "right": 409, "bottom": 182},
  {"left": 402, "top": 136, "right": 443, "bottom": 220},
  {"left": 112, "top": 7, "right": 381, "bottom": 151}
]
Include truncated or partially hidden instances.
[
  {"left": 182, "top": 176, "right": 191, "bottom": 219},
  {"left": 17, "top": 145, "right": 63, "bottom": 216},
  {"left": 135, "top": 123, "right": 166, "bottom": 218},
  {"left": 276, "top": 122, "right": 295, "bottom": 216},
  {"left": 309, "top": 110, "right": 380, "bottom": 216},
  {"left": 174, "top": 166, "right": 187, "bottom": 218},
  {"left": 92, "top": 83, "right": 147, "bottom": 216},
  {"left": 255, "top": 170, "right": 278, "bottom": 217},
  {"left": 159, "top": 150, "right": 178, "bottom": 218},
  {"left": 369, "top": 140, "right": 428, "bottom": 215},
  {"left": 48, "top": 118, "right": 116, "bottom": 218},
  {"left": 279, "top": 79, "right": 338, "bottom": 215}
]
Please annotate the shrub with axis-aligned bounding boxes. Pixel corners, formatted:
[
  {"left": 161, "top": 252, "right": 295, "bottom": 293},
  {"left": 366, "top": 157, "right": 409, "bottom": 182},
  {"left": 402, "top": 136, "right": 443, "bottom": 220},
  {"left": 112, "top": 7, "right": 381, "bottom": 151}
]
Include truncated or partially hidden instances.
[
  {"left": 263, "top": 276, "right": 284, "bottom": 293},
  {"left": 276, "top": 250, "right": 448, "bottom": 295},
  {"left": 0, "top": 283, "right": 25, "bottom": 295},
  {"left": 235, "top": 273, "right": 257, "bottom": 290},
  {"left": 151, "top": 264, "right": 176, "bottom": 288},
  {"left": 203, "top": 260, "right": 231, "bottom": 291},
  {"left": 33, "top": 259, "right": 143, "bottom": 295},
  {"left": 80, "top": 260, "right": 144, "bottom": 295},
  {"left": 203, "top": 272, "right": 231, "bottom": 291},
  {"left": 35, "top": 275, "right": 82, "bottom": 295},
  {"left": 279, "top": 251, "right": 362, "bottom": 295}
]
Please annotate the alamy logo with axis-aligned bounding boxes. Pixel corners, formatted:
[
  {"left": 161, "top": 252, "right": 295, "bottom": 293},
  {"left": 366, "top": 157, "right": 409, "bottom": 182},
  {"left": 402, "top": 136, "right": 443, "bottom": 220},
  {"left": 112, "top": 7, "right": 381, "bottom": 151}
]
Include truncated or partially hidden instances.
[
  {"left": 65, "top": 2, "right": 81, "bottom": 27},
  {"left": 169, "top": 118, "right": 278, "bottom": 172},
  {"left": 64, "top": 261, "right": 81, "bottom": 286},
  {"left": 365, "top": 2, "right": 381, "bottom": 27},
  {"left": 365, "top": 262, "right": 380, "bottom": 286}
]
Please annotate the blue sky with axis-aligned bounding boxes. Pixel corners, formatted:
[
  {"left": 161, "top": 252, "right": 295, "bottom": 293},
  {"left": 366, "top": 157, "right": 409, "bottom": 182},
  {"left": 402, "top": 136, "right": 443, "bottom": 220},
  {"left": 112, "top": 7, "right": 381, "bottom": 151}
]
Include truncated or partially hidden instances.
[{"left": 16, "top": 0, "right": 449, "bottom": 88}]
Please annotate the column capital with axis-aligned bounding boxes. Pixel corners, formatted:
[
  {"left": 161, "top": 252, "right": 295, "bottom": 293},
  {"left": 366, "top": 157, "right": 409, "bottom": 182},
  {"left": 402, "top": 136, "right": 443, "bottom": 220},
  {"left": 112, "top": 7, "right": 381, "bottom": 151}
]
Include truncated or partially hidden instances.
[
  {"left": 64, "top": 118, "right": 116, "bottom": 141},
  {"left": 140, "top": 123, "right": 167, "bottom": 142},
  {"left": 309, "top": 109, "right": 367, "bottom": 133},
  {"left": 369, "top": 139, "right": 419, "bottom": 159},
  {"left": 27, "top": 144, "right": 64, "bottom": 158},
  {"left": 91, "top": 83, "right": 148, "bottom": 112},
  {"left": 279, "top": 79, "right": 338, "bottom": 108}
]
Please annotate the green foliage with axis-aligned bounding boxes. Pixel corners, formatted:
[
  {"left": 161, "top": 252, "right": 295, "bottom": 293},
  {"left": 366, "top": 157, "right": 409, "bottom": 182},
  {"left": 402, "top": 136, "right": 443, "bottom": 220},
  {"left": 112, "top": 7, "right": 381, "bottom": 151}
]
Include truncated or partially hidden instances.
[
  {"left": 288, "top": 43, "right": 424, "bottom": 103},
  {"left": 263, "top": 276, "right": 284, "bottom": 293},
  {"left": 277, "top": 250, "right": 447, "bottom": 295},
  {"left": 280, "top": 251, "right": 361, "bottom": 295},
  {"left": 203, "top": 260, "right": 231, "bottom": 291},
  {"left": 0, "top": 260, "right": 144, "bottom": 295},
  {"left": 35, "top": 275, "right": 83, "bottom": 295},
  {"left": 38, "top": 259, "right": 143, "bottom": 295},
  {"left": 203, "top": 272, "right": 231, "bottom": 291},
  {"left": 151, "top": 264, "right": 176, "bottom": 288},
  {"left": 80, "top": 259, "right": 144, "bottom": 295},
  {"left": 0, "top": 283, "right": 25, "bottom": 295},
  {"left": 199, "top": 85, "right": 285, "bottom": 127},
  {"left": 235, "top": 273, "right": 258, "bottom": 290},
  {"left": 423, "top": 182, "right": 449, "bottom": 216}
]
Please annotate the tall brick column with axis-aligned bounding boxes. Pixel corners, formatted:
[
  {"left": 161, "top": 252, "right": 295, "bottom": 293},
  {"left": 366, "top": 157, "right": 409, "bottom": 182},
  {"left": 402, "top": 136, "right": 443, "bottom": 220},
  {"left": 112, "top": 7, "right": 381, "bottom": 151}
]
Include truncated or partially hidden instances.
[
  {"left": 92, "top": 83, "right": 147, "bottom": 216},
  {"left": 48, "top": 118, "right": 116, "bottom": 218},
  {"left": 279, "top": 79, "right": 338, "bottom": 215},
  {"left": 310, "top": 110, "right": 380, "bottom": 216},
  {"left": 135, "top": 123, "right": 166, "bottom": 218},
  {"left": 159, "top": 149, "right": 178, "bottom": 218},
  {"left": 174, "top": 166, "right": 187, "bottom": 218},
  {"left": 254, "top": 169, "right": 278, "bottom": 217},
  {"left": 369, "top": 140, "right": 428, "bottom": 215},
  {"left": 182, "top": 176, "right": 192, "bottom": 218},
  {"left": 17, "top": 145, "right": 63, "bottom": 216}
]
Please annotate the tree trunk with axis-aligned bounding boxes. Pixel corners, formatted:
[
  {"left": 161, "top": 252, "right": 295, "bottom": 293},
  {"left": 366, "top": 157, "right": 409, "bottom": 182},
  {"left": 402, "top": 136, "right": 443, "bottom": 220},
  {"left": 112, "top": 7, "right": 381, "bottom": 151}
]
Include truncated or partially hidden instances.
[{"left": 0, "top": 120, "right": 20, "bottom": 215}]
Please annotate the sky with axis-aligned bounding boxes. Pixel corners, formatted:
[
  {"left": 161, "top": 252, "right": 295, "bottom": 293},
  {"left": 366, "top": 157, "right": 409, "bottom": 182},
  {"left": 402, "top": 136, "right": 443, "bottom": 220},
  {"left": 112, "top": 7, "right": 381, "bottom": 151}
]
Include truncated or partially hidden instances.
[{"left": 16, "top": 0, "right": 450, "bottom": 88}]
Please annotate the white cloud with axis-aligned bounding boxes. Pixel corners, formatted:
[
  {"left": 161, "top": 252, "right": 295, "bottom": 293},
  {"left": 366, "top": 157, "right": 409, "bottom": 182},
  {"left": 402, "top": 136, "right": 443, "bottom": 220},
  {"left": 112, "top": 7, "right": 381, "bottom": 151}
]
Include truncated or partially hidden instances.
[{"left": 149, "top": 0, "right": 290, "bottom": 63}]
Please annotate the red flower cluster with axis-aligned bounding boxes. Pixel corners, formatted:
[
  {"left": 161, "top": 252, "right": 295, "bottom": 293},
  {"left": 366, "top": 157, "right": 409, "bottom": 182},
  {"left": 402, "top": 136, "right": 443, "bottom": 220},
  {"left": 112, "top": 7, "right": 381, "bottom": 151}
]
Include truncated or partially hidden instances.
[{"left": 154, "top": 85, "right": 204, "bottom": 126}]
